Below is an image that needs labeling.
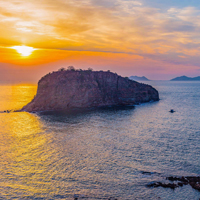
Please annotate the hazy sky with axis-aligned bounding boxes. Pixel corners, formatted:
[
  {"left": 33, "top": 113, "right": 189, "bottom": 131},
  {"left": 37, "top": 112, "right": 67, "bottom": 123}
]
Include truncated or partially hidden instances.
[{"left": 0, "top": 0, "right": 200, "bottom": 82}]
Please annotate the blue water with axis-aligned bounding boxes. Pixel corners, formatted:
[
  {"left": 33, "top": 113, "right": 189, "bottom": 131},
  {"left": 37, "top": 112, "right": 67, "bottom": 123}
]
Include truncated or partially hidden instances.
[{"left": 0, "top": 81, "right": 200, "bottom": 199}]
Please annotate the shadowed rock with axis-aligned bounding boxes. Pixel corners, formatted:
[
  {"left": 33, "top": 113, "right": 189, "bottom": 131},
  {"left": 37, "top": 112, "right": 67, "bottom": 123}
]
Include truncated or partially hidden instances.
[
  {"left": 22, "top": 70, "right": 159, "bottom": 112},
  {"left": 147, "top": 176, "right": 200, "bottom": 192},
  {"left": 147, "top": 182, "right": 178, "bottom": 189}
]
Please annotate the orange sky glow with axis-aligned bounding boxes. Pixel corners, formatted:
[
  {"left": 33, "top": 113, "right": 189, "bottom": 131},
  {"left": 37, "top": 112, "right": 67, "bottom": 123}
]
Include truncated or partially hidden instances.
[{"left": 0, "top": 0, "right": 200, "bottom": 82}]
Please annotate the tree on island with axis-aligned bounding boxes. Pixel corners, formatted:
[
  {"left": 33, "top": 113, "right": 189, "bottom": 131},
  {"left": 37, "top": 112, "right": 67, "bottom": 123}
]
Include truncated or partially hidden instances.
[
  {"left": 87, "top": 67, "right": 93, "bottom": 71},
  {"left": 67, "top": 66, "right": 76, "bottom": 71},
  {"left": 58, "top": 67, "right": 66, "bottom": 71}
]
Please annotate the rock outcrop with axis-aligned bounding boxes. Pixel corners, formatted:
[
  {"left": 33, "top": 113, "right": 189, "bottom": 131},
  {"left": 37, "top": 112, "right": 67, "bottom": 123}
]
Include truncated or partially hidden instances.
[
  {"left": 22, "top": 70, "right": 159, "bottom": 112},
  {"left": 147, "top": 176, "right": 200, "bottom": 191}
]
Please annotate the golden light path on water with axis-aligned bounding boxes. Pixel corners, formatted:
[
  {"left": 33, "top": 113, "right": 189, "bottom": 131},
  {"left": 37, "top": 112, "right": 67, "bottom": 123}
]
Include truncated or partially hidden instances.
[
  {"left": 0, "top": 85, "right": 53, "bottom": 197},
  {"left": 0, "top": 84, "right": 85, "bottom": 198},
  {"left": 1, "top": 83, "right": 200, "bottom": 199},
  {"left": 0, "top": 84, "right": 37, "bottom": 111},
  {"left": 0, "top": 112, "right": 50, "bottom": 195}
]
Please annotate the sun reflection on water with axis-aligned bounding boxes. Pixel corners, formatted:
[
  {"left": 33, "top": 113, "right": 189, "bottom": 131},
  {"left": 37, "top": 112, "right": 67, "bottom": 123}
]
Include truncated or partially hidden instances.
[
  {"left": 0, "top": 84, "right": 37, "bottom": 111},
  {"left": 1, "top": 83, "right": 200, "bottom": 199},
  {"left": 0, "top": 111, "right": 55, "bottom": 198}
]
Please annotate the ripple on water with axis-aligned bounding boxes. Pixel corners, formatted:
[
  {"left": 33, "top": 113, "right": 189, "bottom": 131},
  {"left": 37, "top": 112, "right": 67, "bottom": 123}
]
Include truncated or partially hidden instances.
[{"left": 1, "top": 82, "right": 200, "bottom": 199}]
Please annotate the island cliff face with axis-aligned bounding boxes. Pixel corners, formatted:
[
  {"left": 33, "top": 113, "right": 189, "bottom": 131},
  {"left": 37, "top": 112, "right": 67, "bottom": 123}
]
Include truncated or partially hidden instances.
[{"left": 22, "top": 70, "right": 159, "bottom": 112}]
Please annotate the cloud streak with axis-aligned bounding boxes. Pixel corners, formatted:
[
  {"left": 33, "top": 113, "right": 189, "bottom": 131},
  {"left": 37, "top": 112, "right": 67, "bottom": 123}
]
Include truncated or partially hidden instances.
[{"left": 0, "top": 0, "right": 200, "bottom": 79}]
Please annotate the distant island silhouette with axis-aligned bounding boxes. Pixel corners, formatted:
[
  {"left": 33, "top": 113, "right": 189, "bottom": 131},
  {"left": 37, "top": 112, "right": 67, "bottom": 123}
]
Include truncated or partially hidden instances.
[
  {"left": 129, "top": 76, "right": 150, "bottom": 82},
  {"left": 171, "top": 76, "right": 200, "bottom": 81},
  {"left": 22, "top": 68, "right": 159, "bottom": 112}
]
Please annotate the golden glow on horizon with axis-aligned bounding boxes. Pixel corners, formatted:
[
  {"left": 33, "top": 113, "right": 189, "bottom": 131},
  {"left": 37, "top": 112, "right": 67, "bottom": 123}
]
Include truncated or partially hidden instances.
[
  {"left": 0, "top": 84, "right": 37, "bottom": 111},
  {"left": 10, "top": 45, "right": 36, "bottom": 57},
  {"left": 0, "top": 0, "right": 200, "bottom": 79}
]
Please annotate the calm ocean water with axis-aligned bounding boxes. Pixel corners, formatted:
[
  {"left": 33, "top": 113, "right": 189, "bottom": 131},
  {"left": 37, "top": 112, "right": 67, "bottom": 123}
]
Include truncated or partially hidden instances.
[{"left": 0, "top": 81, "right": 200, "bottom": 200}]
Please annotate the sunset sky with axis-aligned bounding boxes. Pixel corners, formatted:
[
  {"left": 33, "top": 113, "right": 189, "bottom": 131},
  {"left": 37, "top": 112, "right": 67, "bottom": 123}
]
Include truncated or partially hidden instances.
[{"left": 0, "top": 0, "right": 200, "bottom": 82}]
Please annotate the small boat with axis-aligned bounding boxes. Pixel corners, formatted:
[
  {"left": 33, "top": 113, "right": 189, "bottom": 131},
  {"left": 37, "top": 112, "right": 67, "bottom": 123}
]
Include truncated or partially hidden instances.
[{"left": 169, "top": 109, "right": 175, "bottom": 113}]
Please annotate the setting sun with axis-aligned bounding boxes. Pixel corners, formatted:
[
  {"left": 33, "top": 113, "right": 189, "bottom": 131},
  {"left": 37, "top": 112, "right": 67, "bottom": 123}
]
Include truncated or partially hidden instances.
[{"left": 10, "top": 45, "right": 36, "bottom": 57}]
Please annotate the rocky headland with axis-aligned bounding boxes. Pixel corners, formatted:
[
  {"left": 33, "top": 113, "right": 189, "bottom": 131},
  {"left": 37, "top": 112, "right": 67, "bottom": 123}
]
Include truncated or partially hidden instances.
[{"left": 22, "top": 69, "right": 159, "bottom": 112}]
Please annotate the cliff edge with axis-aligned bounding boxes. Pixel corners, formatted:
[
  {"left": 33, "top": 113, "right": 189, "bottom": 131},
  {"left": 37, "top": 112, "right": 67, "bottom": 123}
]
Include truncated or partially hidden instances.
[{"left": 22, "top": 70, "right": 159, "bottom": 112}]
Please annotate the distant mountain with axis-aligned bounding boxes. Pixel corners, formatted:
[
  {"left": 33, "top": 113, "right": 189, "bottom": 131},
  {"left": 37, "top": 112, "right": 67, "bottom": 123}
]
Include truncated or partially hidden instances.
[
  {"left": 129, "top": 76, "right": 150, "bottom": 81},
  {"left": 171, "top": 76, "right": 200, "bottom": 81}
]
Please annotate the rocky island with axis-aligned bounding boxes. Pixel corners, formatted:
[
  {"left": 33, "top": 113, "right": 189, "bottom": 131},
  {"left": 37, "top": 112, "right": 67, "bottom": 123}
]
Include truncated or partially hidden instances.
[
  {"left": 22, "top": 69, "right": 159, "bottom": 112},
  {"left": 171, "top": 75, "right": 200, "bottom": 81},
  {"left": 129, "top": 75, "right": 150, "bottom": 82}
]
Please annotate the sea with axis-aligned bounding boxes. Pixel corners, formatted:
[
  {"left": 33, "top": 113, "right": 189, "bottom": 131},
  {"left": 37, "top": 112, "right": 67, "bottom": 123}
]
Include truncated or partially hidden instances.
[{"left": 0, "top": 81, "right": 200, "bottom": 200}]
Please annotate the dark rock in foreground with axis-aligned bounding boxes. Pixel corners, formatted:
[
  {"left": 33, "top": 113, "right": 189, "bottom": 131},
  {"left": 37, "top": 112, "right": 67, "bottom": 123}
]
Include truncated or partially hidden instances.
[
  {"left": 147, "top": 176, "right": 200, "bottom": 192},
  {"left": 22, "top": 70, "right": 159, "bottom": 112},
  {"left": 147, "top": 182, "right": 179, "bottom": 189}
]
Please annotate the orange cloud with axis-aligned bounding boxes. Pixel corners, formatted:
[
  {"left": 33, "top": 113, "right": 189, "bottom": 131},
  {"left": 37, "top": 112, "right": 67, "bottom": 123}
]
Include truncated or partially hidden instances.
[{"left": 0, "top": 0, "right": 200, "bottom": 81}]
